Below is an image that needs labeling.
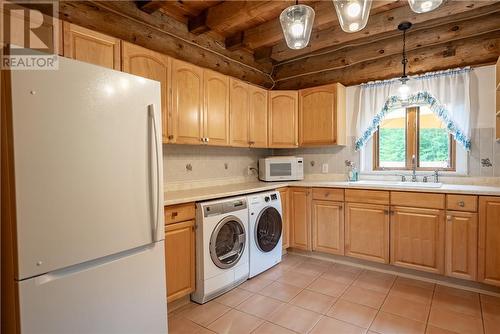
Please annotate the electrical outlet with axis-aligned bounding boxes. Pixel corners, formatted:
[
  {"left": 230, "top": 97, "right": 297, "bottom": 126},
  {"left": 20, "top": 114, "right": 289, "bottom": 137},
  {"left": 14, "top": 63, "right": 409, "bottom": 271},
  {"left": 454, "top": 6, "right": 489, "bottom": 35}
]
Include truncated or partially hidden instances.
[
  {"left": 247, "top": 166, "right": 253, "bottom": 176},
  {"left": 322, "top": 163, "right": 329, "bottom": 174}
]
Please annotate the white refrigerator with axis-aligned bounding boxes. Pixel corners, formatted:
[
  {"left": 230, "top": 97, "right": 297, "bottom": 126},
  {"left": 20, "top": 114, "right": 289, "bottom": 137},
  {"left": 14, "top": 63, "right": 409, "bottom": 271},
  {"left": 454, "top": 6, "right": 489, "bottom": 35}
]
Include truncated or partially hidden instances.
[{"left": 8, "top": 56, "right": 167, "bottom": 333}]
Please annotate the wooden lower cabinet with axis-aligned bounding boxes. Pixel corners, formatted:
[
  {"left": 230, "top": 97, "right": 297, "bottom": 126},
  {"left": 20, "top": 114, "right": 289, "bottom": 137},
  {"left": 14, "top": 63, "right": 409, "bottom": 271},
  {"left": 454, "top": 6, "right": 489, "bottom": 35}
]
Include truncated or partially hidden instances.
[
  {"left": 445, "top": 211, "right": 477, "bottom": 281},
  {"left": 278, "top": 188, "right": 290, "bottom": 249},
  {"left": 345, "top": 203, "right": 390, "bottom": 263},
  {"left": 478, "top": 196, "right": 500, "bottom": 286},
  {"left": 312, "top": 200, "right": 344, "bottom": 255},
  {"left": 391, "top": 206, "right": 445, "bottom": 274},
  {"left": 290, "top": 187, "right": 312, "bottom": 251},
  {"left": 165, "top": 220, "right": 195, "bottom": 302}
]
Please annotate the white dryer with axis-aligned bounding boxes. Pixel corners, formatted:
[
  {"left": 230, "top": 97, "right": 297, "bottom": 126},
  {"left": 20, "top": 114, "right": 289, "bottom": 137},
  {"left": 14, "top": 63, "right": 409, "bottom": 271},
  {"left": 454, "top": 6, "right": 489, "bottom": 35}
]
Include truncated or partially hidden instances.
[
  {"left": 247, "top": 191, "right": 283, "bottom": 278},
  {"left": 191, "top": 196, "right": 249, "bottom": 304}
]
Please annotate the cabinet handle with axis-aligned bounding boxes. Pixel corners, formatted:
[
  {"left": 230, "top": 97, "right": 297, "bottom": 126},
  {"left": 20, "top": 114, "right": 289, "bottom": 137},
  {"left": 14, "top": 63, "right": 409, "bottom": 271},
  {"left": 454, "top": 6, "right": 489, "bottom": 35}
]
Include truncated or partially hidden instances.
[
  {"left": 171, "top": 212, "right": 178, "bottom": 218},
  {"left": 168, "top": 135, "right": 174, "bottom": 140},
  {"left": 447, "top": 215, "right": 452, "bottom": 222},
  {"left": 249, "top": 141, "right": 255, "bottom": 145},
  {"left": 206, "top": 137, "right": 210, "bottom": 143},
  {"left": 384, "top": 209, "right": 389, "bottom": 215},
  {"left": 458, "top": 201, "right": 465, "bottom": 207}
]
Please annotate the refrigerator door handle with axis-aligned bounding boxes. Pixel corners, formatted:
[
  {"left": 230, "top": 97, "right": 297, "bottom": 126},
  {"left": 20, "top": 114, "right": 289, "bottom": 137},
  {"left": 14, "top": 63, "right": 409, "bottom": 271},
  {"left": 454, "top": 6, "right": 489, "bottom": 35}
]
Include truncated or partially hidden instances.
[{"left": 148, "top": 104, "right": 161, "bottom": 242}]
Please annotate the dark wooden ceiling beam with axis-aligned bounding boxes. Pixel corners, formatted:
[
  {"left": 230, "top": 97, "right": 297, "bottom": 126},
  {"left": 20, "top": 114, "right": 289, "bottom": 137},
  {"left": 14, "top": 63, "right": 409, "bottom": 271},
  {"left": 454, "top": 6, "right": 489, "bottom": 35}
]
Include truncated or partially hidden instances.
[
  {"left": 53, "top": 1, "right": 273, "bottom": 87},
  {"left": 227, "top": 0, "right": 401, "bottom": 51},
  {"left": 188, "top": 9, "right": 210, "bottom": 34},
  {"left": 274, "top": 30, "right": 500, "bottom": 89},
  {"left": 135, "top": 1, "right": 163, "bottom": 14},
  {"left": 272, "top": 0, "right": 496, "bottom": 62},
  {"left": 274, "top": 10, "right": 500, "bottom": 81},
  {"left": 254, "top": 46, "right": 273, "bottom": 64}
]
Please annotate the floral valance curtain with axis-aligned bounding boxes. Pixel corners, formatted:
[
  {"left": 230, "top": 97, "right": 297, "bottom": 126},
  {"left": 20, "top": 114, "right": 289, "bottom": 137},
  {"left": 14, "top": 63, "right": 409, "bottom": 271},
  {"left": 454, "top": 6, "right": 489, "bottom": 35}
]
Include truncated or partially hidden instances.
[{"left": 355, "top": 67, "right": 472, "bottom": 151}]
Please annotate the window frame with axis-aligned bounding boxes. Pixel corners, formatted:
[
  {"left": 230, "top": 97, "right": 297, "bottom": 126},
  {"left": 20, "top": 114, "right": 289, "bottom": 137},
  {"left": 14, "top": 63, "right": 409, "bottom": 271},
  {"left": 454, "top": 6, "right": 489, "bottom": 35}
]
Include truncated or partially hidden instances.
[{"left": 373, "top": 106, "right": 456, "bottom": 171}]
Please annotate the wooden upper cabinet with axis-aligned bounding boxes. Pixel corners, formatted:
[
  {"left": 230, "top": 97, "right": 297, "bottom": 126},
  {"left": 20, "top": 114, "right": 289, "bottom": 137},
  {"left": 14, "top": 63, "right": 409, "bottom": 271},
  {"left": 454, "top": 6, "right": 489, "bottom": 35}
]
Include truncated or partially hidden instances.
[
  {"left": 121, "top": 42, "right": 171, "bottom": 143},
  {"left": 278, "top": 188, "right": 290, "bottom": 249},
  {"left": 345, "top": 202, "right": 390, "bottom": 263},
  {"left": 248, "top": 86, "right": 268, "bottom": 148},
  {"left": 230, "top": 79, "right": 250, "bottom": 147},
  {"left": 445, "top": 211, "right": 477, "bottom": 281},
  {"left": 165, "top": 219, "right": 195, "bottom": 302},
  {"left": 391, "top": 206, "right": 445, "bottom": 274},
  {"left": 299, "top": 83, "right": 346, "bottom": 146},
  {"left": 290, "top": 187, "right": 312, "bottom": 251},
  {"left": 203, "top": 69, "right": 229, "bottom": 146},
  {"left": 478, "top": 196, "right": 500, "bottom": 286},
  {"left": 268, "top": 91, "right": 298, "bottom": 148},
  {"left": 171, "top": 59, "right": 204, "bottom": 145},
  {"left": 312, "top": 200, "right": 344, "bottom": 255},
  {"left": 63, "top": 22, "right": 120, "bottom": 70}
]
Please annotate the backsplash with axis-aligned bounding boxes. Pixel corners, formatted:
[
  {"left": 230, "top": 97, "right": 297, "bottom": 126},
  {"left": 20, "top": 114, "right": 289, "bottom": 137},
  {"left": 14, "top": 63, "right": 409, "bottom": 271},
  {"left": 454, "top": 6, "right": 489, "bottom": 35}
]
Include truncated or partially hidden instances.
[{"left": 163, "top": 144, "right": 270, "bottom": 191}]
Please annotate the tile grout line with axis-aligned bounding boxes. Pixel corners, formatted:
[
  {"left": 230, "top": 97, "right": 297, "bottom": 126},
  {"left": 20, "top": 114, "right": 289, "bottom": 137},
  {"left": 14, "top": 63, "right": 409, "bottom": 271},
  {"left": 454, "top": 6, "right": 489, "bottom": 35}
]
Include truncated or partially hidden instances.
[
  {"left": 365, "top": 274, "right": 397, "bottom": 334},
  {"left": 423, "top": 280, "right": 437, "bottom": 333},
  {"left": 479, "top": 294, "right": 486, "bottom": 334}
]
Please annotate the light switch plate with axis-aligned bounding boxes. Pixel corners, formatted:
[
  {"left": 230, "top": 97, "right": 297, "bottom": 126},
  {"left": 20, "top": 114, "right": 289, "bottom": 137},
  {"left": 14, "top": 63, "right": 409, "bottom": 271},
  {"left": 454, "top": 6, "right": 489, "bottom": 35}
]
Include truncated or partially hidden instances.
[{"left": 322, "top": 163, "right": 328, "bottom": 174}]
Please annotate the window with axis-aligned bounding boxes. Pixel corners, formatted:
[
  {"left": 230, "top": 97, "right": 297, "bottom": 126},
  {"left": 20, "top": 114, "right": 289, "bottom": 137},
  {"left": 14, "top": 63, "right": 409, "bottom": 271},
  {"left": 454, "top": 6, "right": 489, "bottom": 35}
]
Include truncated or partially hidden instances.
[{"left": 374, "top": 105, "right": 455, "bottom": 171}]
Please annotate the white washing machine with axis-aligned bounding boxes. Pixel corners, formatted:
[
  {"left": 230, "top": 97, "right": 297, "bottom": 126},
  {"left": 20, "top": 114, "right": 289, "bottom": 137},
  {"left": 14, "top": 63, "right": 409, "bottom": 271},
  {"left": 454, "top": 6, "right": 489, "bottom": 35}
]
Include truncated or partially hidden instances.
[
  {"left": 191, "top": 196, "right": 249, "bottom": 304},
  {"left": 247, "top": 191, "right": 283, "bottom": 278}
]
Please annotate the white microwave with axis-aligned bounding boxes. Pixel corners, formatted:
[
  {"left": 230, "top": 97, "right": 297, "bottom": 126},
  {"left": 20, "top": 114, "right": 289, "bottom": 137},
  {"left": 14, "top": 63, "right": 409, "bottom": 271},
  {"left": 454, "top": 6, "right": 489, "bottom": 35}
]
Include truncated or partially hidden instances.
[{"left": 258, "top": 157, "right": 304, "bottom": 181}]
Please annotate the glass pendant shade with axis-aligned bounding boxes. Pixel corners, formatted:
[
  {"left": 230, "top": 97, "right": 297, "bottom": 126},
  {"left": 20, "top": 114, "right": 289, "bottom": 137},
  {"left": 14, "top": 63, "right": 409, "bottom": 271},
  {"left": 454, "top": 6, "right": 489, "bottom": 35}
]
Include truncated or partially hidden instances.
[
  {"left": 408, "top": 0, "right": 443, "bottom": 13},
  {"left": 333, "top": 0, "right": 372, "bottom": 33},
  {"left": 279, "top": 4, "right": 315, "bottom": 50},
  {"left": 397, "top": 80, "right": 410, "bottom": 101}
]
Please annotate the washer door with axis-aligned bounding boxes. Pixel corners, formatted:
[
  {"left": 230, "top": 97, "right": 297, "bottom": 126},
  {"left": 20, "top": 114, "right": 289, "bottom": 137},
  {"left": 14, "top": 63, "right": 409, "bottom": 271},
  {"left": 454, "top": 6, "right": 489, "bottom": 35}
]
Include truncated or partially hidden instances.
[
  {"left": 210, "top": 216, "right": 246, "bottom": 269},
  {"left": 255, "top": 207, "right": 282, "bottom": 252}
]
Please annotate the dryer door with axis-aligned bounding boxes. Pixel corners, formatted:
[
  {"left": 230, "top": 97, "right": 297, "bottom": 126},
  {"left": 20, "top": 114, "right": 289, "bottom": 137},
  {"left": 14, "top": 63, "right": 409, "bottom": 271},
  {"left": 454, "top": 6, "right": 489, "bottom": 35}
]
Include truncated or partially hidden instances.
[
  {"left": 255, "top": 207, "right": 282, "bottom": 252},
  {"left": 210, "top": 216, "right": 246, "bottom": 269}
]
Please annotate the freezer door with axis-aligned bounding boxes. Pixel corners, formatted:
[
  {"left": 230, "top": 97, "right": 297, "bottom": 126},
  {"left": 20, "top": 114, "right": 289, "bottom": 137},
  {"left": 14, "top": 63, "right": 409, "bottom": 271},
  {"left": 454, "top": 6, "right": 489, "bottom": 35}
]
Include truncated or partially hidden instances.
[
  {"left": 18, "top": 242, "right": 167, "bottom": 334},
  {"left": 10, "top": 57, "right": 164, "bottom": 279}
]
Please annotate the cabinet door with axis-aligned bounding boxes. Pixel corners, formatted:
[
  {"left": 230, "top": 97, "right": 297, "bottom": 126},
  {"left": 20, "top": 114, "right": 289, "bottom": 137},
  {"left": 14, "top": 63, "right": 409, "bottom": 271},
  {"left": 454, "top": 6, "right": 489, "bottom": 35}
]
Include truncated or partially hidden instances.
[
  {"left": 248, "top": 86, "right": 268, "bottom": 148},
  {"left": 165, "top": 220, "right": 195, "bottom": 302},
  {"left": 478, "top": 196, "right": 500, "bottom": 286},
  {"left": 299, "top": 84, "right": 337, "bottom": 146},
  {"left": 203, "top": 69, "right": 229, "bottom": 146},
  {"left": 312, "top": 200, "right": 344, "bottom": 255},
  {"left": 345, "top": 203, "right": 389, "bottom": 263},
  {"left": 171, "top": 59, "right": 204, "bottom": 145},
  {"left": 63, "top": 22, "right": 120, "bottom": 70},
  {"left": 229, "top": 79, "right": 250, "bottom": 147},
  {"left": 445, "top": 211, "right": 477, "bottom": 281},
  {"left": 268, "top": 91, "right": 298, "bottom": 148},
  {"left": 121, "top": 42, "right": 170, "bottom": 143},
  {"left": 391, "top": 206, "right": 445, "bottom": 274},
  {"left": 278, "top": 188, "right": 290, "bottom": 249},
  {"left": 290, "top": 187, "right": 312, "bottom": 251}
]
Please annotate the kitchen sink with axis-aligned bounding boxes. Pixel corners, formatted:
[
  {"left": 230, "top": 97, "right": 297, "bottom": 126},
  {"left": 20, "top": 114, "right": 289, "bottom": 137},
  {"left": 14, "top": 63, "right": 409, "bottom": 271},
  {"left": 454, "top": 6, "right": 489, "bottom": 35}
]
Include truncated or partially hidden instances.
[{"left": 348, "top": 180, "right": 443, "bottom": 188}]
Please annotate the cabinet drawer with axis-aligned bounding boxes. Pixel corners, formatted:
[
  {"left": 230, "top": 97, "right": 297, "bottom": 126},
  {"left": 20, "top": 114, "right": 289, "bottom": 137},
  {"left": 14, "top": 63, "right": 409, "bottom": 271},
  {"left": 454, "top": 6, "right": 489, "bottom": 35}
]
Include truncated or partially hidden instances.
[
  {"left": 391, "top": 192, "right": 445, "bottom": 209},
  {"left": 165, "top": 203, "right": 196, "bottom": 225},
  {"left": 345, "top": 189, "right": 389, "bottom": 205},
  {"left": 447, "top": 194, "right": 477, "bottom": 212},
  {"left": 312, "top": 188, "right": 344, "bottom": 201}
]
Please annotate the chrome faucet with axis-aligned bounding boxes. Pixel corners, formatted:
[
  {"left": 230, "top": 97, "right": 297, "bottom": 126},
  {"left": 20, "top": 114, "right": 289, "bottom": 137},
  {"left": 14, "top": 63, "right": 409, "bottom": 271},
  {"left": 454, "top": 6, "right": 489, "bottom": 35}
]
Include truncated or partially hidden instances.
[{"left": 411, "top": 155, "right": 417, "bottom": 182}]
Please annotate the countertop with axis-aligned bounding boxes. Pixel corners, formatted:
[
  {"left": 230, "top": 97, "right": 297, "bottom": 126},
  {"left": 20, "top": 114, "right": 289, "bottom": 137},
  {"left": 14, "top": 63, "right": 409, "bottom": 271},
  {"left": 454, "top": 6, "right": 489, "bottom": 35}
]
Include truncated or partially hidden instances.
[{"left": 164, "top": 180, "right": 500, "bottom": 206}]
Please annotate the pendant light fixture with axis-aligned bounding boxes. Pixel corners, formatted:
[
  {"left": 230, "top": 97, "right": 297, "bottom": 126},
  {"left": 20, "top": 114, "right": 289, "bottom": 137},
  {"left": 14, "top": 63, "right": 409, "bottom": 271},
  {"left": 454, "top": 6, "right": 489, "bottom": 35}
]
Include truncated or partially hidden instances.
[
  {"left": 408, "top": 0, "right": 443, "bottom": 13},
  {"left": 333, "top": 0, "right": 372, "bottom": 33},
  {"left": 397, "top": 21, "right": 412, "bottom": 101},
  {"left": 279, "top": 0, "right": 315, "bottom": 50}
]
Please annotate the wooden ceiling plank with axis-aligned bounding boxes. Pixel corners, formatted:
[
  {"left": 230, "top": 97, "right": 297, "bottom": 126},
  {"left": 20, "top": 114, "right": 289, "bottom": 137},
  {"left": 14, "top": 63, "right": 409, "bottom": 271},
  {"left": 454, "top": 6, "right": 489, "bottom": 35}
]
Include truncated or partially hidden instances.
[
  {"left": 233, "top": 0, "right": 400, "bottom": 51},
  {"left": 135, "top": 0, "right": 164, "bottom": 14},
  {"left": 203, "top": 0, "right": 294, "bottom": 36},
  {"left": 90, "top": 1, "right": 272, "bottom": 72},
  {"left": 272, "top": 0, "right": 496, "bottom": 62},
  {"left": 53, "top": 1, "right": 273, "bottom": 87},
  {"left": 274, "top": 30, "right": 500, "bottom": 89},
  {"left": 274, "top": 10, "right": 500, "bottom": 81},
  {"left": 254, "top": 46, "right": 273, "bottom": 64}
]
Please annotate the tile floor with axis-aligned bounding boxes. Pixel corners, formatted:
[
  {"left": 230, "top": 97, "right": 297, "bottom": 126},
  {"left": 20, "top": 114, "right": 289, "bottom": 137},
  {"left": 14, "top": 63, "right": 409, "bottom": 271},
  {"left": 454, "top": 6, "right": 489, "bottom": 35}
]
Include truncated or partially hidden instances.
[{"left": 168, "top": 254, "right": 500, "bottom": 334}]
